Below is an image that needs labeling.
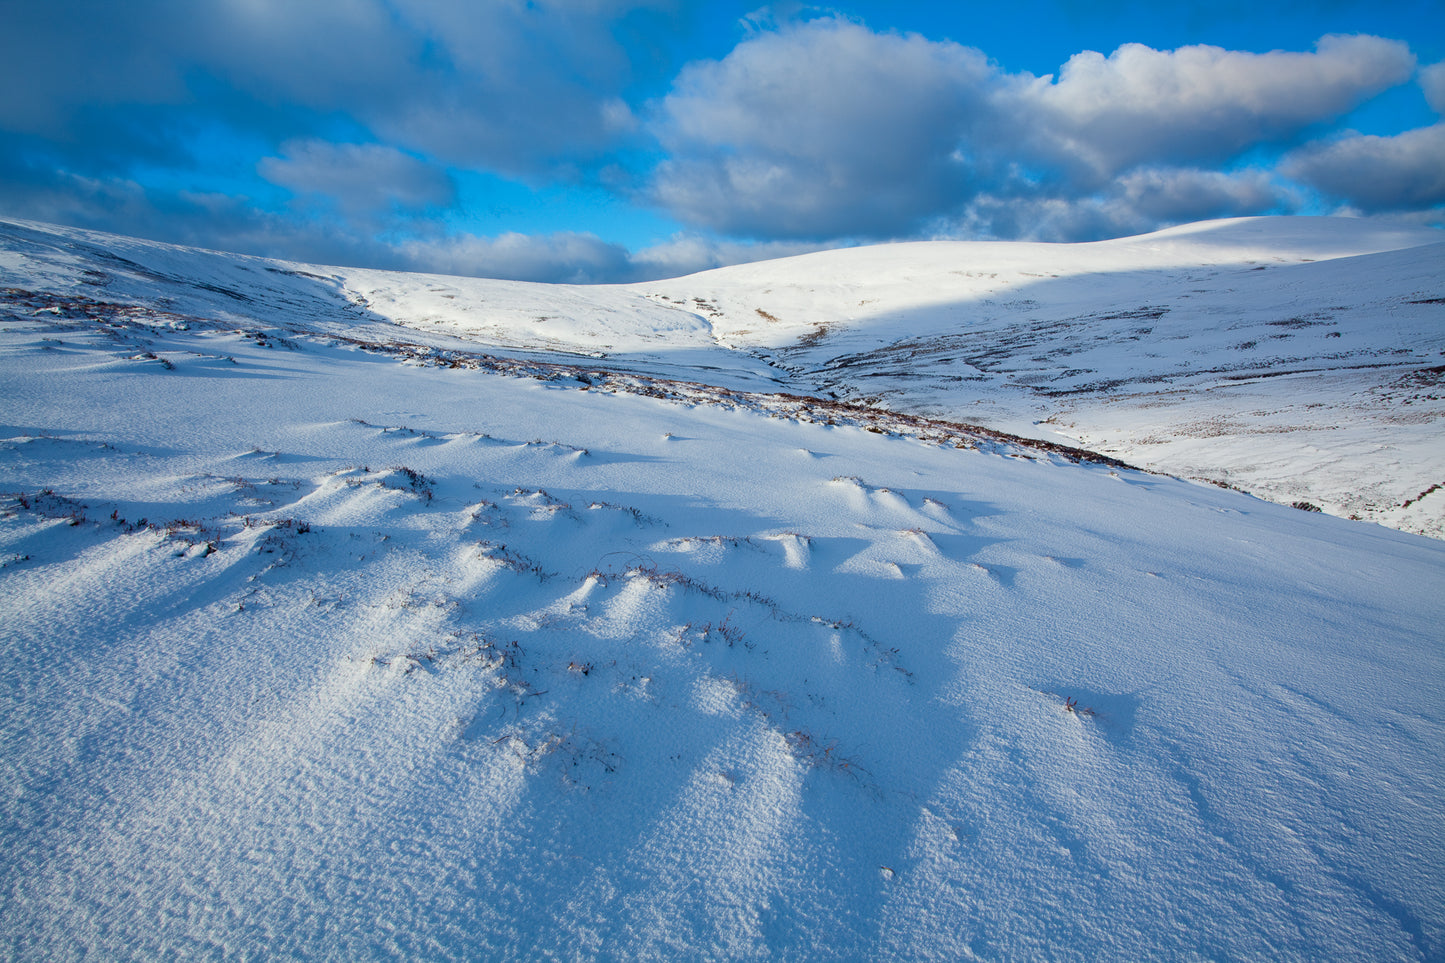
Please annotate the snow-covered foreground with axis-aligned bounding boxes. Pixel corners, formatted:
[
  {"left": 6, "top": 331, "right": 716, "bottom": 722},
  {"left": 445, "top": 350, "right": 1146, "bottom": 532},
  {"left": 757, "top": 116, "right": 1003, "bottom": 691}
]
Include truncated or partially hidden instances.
[{"left": 3, "top": 225, "right": 1445, "bottom": 960}]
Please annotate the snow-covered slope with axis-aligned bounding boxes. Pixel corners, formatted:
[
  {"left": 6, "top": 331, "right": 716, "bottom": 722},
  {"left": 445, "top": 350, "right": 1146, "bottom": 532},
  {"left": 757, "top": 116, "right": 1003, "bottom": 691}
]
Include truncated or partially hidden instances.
[
  {"left": 0, "top": 217, "right": 782, "bottom": 391},
  {"left": 638, "top": 218, "right": 1445, "bottom": 537},
  {"left": 2, "top": 218, "right": 1444, "bottom": 960},
  {"left": 7, "top": 214, "right": 1438, "bottom": 536}
]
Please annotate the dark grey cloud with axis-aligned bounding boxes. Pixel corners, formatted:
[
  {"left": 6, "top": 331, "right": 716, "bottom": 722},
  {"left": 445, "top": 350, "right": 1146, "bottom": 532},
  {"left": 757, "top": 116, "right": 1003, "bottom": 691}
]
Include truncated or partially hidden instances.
[
  {"left": 0, "top": 0, "right": 698, "bottom": 281},
  {"left": 1421, "top": 62, "right": 1445, "bottom": 114},
  {"left": 0, "top": 0, "right": 675, "bottom": 176},
  {"left": 0, "top": 150, "right": 810, "bottom": 284},
  {"left": 1283, "top": 124, "right": 1445, "bottom": 212},
  {"left": 0, "top": 164, "right": 393, "bottom": 268},
  {"left": 0, "top": 1, "right": 194, "bottom": 138},
  {"left": 258, "top": 141, "right": 456, "bottom": 218},
  {"left": 5, "top": 181, "right": 442, "bottom": 281},
  {"left": 948, "top": 168, "right": 1300, "bottom": 243},
  {"left": 1278, "top": 59, "right": 1445, "bottom": 214},
  {"left": 1113, "top": 168, "right": 1296, "bottom": 223},
  {"left": 360, "top": 0, "right": 661, "bottom": 171}
]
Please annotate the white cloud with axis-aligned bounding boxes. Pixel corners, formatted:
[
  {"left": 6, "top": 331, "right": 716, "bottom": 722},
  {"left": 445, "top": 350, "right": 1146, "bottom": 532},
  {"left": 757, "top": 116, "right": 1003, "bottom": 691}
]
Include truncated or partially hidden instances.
[
  {"left": 1014, "top": 35, "right": 1416, "bottom": 181},
  {"left": 646, "top": 22, "right": 1415, "bottom": 239},
  {"left": 1284, "top": 123, "right": 1445, "bottom": 212},
  {"left": 2, "top": 8, "right": 1436, "bottom": 263},
  {"left": 650, "top": 18, "right": 997, "bottom": 238}
]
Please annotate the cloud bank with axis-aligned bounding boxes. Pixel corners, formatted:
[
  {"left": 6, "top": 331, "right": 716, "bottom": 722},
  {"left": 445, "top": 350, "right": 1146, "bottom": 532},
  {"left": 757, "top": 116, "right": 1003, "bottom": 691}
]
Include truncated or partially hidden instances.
[
  {"left": 648, "top": 19, "right": 1418, "bottom": 240},
  {"left": 0, "top": 5, "right": 1439, "bottom": 282}
]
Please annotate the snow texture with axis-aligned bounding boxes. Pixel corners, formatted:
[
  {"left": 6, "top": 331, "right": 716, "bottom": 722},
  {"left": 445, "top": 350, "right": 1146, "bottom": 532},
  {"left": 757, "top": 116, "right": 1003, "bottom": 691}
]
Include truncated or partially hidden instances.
[{"left": 1, "top": 216, "right": 1443, "bottom": 960}]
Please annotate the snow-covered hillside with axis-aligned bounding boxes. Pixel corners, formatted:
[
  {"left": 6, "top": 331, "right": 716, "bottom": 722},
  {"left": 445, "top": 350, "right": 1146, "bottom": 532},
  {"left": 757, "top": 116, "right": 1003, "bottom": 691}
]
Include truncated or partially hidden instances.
[
  {"left": 2, "top": 217, "right": 1444, "bottom": 960},
  {"left": 638, "top": 218, "right": 1445, "bottom": 537},
  {"left": 7, "top": 214, "right": 1438, "bottom": 536}
]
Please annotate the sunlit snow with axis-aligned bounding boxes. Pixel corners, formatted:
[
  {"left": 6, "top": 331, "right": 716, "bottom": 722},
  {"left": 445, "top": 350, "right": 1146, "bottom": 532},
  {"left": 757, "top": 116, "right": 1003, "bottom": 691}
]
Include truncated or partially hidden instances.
[{"left": 2, "top": 216, "right": 1442, "bottom": 960}]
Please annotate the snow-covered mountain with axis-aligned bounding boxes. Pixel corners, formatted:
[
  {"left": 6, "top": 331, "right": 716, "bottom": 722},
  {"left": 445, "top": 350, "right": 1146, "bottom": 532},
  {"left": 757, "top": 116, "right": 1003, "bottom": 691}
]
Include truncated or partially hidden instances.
[{"left": 2, "top": 217, "right": 1443, "bottom": 960}]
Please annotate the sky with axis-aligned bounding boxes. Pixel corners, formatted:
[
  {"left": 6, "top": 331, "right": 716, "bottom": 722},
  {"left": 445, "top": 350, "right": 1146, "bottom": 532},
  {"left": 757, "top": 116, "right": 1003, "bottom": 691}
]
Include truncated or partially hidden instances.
[{"left": 1, "top": 0, "right": 1442, "bottom": 283}]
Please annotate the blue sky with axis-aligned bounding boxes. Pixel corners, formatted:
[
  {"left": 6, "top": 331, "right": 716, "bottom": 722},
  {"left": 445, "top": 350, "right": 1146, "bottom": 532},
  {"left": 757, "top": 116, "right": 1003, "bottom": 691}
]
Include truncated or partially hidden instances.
[{"left": 1, "top": 1, "right": 1441, "bottom": 282}]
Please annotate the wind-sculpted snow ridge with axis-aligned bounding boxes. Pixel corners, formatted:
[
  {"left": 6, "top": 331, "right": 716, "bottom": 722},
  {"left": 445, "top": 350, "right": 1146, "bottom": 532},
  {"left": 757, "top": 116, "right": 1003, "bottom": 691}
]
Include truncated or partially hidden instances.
[
  {"left": 4, "top": 239, "right": 1445, "bottom": 962},
  {"left": 0, "top": 283, "right": 1133, "bottom": 472},
  {"left": 323, "top": 332, "right": 1137, "bottom": 469}
]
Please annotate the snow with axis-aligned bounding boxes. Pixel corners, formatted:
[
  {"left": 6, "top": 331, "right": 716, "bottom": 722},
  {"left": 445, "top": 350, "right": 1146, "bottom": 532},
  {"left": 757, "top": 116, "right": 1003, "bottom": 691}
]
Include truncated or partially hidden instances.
[
  {"left": 637, "top": 218, "right": 1445, "bottom": 537},
  {"left": 2, "top": 216, "right": 1444, "bottom": 960}
]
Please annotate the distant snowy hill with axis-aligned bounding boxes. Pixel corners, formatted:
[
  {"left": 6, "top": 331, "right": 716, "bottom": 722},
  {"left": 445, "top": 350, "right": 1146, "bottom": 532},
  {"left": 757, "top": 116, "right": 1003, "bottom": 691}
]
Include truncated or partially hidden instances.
[
  {"left": 638, "top": 218, "right": 1445, "bottom": 537},
  {"left": 2, "top": 217, "right": 1444, "bottom": 960},
  {"left": 5, "top": 215, "right": 1439, "bottom": 535}
]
